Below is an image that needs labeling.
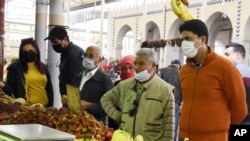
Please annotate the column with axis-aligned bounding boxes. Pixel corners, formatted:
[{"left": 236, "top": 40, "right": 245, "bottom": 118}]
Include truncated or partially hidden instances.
[
  {"left": 99, "top": 0, "right": 105, "bottom": 48},
  {"left": 141, "top": 0, "right": 148, "bottom": 41},
  {"left": 165, "top": 45, "right": 173, "bottom": 66},
  {"left": 35, "top": 0, "right": 48, "bottom": 64},
  {"left": 106, "top": 15, "right": 113, "bottom": 59},
  {"left": 159, "top": 47, "right": 163, "bottom": 68},
  {"left": 48, "top": 0, "right": 65, "bottom": 108},
  {"left": 163, "top": 46, "right": 168, "bottom": 67},
  {"left": 0, "top": 0, "right": 4, "bottom": 80}
]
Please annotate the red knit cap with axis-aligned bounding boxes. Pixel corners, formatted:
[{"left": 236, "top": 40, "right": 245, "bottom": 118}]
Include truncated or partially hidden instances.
[{"left": 119, "top": 55, "right": 135, "bottom": 69}]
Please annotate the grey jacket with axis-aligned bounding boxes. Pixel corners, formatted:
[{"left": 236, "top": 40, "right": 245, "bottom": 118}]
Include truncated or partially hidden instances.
[{"left": 159, "top": 65, "right": 182, "bottom": 106}]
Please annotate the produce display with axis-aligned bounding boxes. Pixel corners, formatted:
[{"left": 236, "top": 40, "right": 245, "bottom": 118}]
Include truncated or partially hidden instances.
[
  {"left": 0, "top": 93, "right": 113, "bottom": 141},
  {"left": 111, "top": 130, "right": 144, "bottom": 141},
  {"left": 0, "top": 92, "right": 44, "bottom": 114},
  {"left": 0, "top": 107, "right": 113, "bottom": 141}
]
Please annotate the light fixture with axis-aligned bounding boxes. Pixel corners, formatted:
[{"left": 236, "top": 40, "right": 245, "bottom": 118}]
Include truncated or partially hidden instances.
[{"left": 221, "top": 13, "right": 227, "bottom": 20}]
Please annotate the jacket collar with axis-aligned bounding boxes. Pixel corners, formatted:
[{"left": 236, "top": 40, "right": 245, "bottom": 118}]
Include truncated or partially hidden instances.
[
  {"left": 186, "top": 46, "right": 216, "bottom": 68},
  {"left": 130, "top": 74, "right": 157, "bottom": 91},
  {"left": 73, "top": 68, "right": 103, "bottom": 87},
  {"left": 90, "top": 68, "right": 104, "bottom": 82}
]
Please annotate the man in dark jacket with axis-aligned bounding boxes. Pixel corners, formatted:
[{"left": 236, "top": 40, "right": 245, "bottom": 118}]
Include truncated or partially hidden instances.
[
  {"left": 45, "top": 26, "right": 84, "bottom": 96},
  {"left": 62, "top": 45, "right": 114, "bottom": 122},
  {"left": 158, "top": 59, "right": 182, "bottom": 141}
]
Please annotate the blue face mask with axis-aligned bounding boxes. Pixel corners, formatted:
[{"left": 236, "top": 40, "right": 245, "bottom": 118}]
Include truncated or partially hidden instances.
[{"left": 82, "top": 58, "right": 96, "bottom": 70}]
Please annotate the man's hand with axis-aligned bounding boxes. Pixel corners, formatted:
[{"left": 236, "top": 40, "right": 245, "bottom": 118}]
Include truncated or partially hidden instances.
[
  {"left": 80, "top": 100, "right": 92, "bottom": 111},
  {"left": 61, "top": 95, "right": 68, "bottom": 106}
]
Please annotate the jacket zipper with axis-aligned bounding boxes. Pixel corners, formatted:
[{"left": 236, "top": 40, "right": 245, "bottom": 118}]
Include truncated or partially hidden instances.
[
  {"left": 186, "top": 68, "right": 199, "bottom": 136},
  {"left": 132, "top": 88, "right": 145, "bottom": 137}
]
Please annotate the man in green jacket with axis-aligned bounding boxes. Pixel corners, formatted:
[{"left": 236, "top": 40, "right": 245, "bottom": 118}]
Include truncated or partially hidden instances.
[{"left": 101, "top": 48, "right": 175, "bottom": 141}]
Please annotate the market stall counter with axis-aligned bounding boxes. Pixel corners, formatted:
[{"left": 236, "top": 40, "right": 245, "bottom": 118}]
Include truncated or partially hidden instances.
[{"left": 0, "top": 124, "right": 75, "bottom": 141}]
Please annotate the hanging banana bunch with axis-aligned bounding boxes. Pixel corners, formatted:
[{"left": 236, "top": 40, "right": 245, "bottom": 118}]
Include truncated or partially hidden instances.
[{"left": 171, "top": 0, "right": 194, "bottom": 21}]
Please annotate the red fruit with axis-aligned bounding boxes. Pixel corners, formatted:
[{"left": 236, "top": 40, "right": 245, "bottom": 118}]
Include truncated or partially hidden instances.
[
  {"left": 84, "top": 133, "right": 92, "bottom": 139},
  {"left": 54, "top": 115, "right": 59, "bottom": 120},
  {"left": 91, "top": 128, "right": 97, "bottom": 135},
  {"left": 75, "top": 132, "right": 83, "bottom": 139},
  {"left": 106, "top": 131, "right": 112, "bottom": 138},
  {"left": 48, "top": 122, "right": 55, "bottom": 128}
]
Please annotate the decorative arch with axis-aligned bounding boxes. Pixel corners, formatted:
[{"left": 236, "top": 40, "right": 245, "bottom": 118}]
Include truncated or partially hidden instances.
[
  {"left": 165, "top": 19, "right": 184, "bottom": 65},
  {"left": 243, "top": 16, "right": 250, "bottom": 66},
  {"left": 115, "top": 24, "right": 134, "bottom": 57},
  {"left": 206, "top": 12, "right": 232, "bottom": 54},
  {"left": 167, "top": 19, "right": 183, "bottom": 39},
  {"left": 146, "top": 21, "right": 160, "bottom": 40}
]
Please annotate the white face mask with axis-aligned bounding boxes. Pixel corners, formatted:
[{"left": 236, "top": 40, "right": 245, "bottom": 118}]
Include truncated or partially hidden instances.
[
  {"left": 135, "top": 69, "right": 151, "bottom": 82},
  {"left": 82, "top": 58, "right": 96, "bottom": 70},
  {"left": 181, "top": 40, "right": 198, "bottom": 58}
]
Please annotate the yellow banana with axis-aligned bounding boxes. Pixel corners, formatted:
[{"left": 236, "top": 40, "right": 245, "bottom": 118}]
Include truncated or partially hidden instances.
[
  {"left": 171, "top": 0, "right": 181, "bottom": 16},
  {"left": 171, "top": 0, "right": 194, "bottom": 21},
  {"left": 181, "top": 3, "right": 194, "bottom": 21},
  {"left": 186, "top": 9, "right": 195, "bottom": 20},
  {"left": 178, "top": 3, "right": 188, "bottom": 21}
]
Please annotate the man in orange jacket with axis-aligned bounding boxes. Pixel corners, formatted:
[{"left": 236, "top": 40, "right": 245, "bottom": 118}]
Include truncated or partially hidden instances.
[{"left": 178, "top": 19, "right": 247, "bottom": 141}]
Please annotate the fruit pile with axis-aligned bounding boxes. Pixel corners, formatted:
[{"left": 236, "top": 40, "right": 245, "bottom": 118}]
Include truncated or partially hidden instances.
[
  {"left": 0, "top": 92, "right": 26, "bottom": 105},
  {"left": 0, "top": 107, "right": 113, "bottom": 141},
  {"left": 0, "top": 93, "right": 23, "bottom": 114},
  {"left": 0, "top": 92, "right": 45, "bottom": 115}
]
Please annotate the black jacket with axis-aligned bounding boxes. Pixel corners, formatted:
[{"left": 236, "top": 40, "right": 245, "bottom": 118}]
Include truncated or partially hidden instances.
[
  {"left": 72, "top": 68, "right": 114, "bottom": 122},
  {"left": 2, "top": 61, "right": 54, "bottom": 107},
  {"left": 59, "top": 42, "right": 84, "bottom": 95}
]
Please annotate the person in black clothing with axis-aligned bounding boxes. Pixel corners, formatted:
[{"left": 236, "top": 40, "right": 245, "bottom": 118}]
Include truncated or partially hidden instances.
[
  {"left": 45, "top": 26, "right": 84, "bottom": 96},
  {"left": 62, "top": 45, "right": 114, "bottom": 122},
  {"left": 158, "top": 59, "right": 182, "bottom": 141},
  {"left": 0, "top": 38, "right": 54, "bottom": 107}
]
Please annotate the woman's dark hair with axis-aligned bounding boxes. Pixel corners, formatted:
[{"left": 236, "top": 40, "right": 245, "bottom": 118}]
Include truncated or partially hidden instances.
[{"left": 19, "top": 37, "right": 45, "bottom": 74}]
